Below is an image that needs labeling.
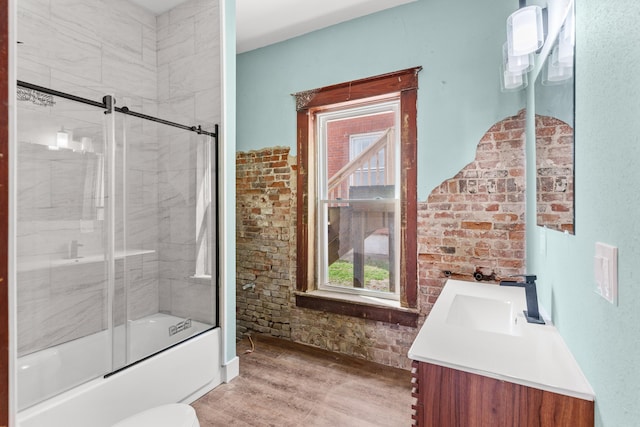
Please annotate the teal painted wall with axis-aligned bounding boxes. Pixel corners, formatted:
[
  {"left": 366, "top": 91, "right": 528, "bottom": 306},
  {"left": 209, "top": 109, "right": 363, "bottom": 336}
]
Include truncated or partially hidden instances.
[
  {"left": 222, "top": 0, "right": 236, "bottom": 365},
  {"left": 237, "top": 0, "right": 523, "bottom": 199},
  {"left": 529, "top": 0, "right": 640, "bottom": 425}
]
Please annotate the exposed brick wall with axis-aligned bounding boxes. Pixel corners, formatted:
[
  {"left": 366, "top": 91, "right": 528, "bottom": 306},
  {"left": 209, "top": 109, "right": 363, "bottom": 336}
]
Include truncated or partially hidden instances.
[
  {"left": 236, "top": 147, "right": 296, "bottom": 339},
  {"left": 535, "top": 114, "right": 574, "bottom": 233},
  {"left": 416, "top": 111, "right": 527, "bottom": 315},
  {"left": 236, "top": 110, "right": 568, "bottom": 370}
]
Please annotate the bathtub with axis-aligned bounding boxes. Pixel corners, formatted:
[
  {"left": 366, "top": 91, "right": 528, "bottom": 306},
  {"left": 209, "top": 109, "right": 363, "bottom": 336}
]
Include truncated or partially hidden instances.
[{"left": 17, "top": 313, "right": 222, "bottom": 427}]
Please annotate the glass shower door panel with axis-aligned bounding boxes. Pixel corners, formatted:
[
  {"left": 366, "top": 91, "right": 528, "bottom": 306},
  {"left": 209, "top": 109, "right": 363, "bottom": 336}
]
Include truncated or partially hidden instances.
[
  {"left": 156, "top": 129, "right": 217, "bottom": 350},
  {"left": 111, "top": 113, "right": 162, "bottom": 370},
  {"left": 108, "top": 109, "right": 217, "bottom": 371},
  {"left": 121, "top": 123, "right": 216, "bottom": 368},
  {"left": 16, "top": 95, "right": 111, "bottom": 409}
]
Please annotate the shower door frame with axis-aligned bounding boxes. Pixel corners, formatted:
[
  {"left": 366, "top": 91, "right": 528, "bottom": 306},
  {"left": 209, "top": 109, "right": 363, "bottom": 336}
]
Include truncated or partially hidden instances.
[{"left": 1, "top": 0, "right": 10, "bottom": 425}]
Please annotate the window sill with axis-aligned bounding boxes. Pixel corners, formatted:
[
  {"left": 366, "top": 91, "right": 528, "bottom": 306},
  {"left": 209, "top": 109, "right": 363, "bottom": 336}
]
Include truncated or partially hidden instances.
[{"left": 294, "top": 290, "right": 419, "bottom": 327}]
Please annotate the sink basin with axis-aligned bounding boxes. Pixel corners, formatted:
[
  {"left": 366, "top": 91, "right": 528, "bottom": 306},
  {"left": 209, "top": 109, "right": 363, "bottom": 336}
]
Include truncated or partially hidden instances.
[
  {"left": 445, "top": 294, "right": 521, "bottom": 336},
  {"left": 408, "top": 279, "right": 595, "bottom": 401}
]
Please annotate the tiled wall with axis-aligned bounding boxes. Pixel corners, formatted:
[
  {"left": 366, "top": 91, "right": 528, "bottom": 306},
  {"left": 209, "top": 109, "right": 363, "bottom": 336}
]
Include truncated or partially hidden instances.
[
  {"left": 156, "top": 0, "right": 220, "bottom": 323},
  {"left": 16, "top": 0, "right": 220, "bottom": 355},
  {"left": 17, "top": 0, "right": 157, "bottom": 106},
  {"left": 156, "top": 0, "right": 221, "bottom": 127}
]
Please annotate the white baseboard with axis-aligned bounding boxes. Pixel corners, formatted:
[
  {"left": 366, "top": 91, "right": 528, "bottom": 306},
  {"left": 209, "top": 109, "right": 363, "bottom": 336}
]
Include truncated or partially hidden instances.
[{"left": 222, "top": 356, "right": 239, "bottom": 383}]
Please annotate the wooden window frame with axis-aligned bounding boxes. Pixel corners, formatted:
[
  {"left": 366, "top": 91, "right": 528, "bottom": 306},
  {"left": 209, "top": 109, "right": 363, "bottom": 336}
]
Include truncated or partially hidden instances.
[{"left": 295, "top": 67, "right": 420, "bottom": 324}]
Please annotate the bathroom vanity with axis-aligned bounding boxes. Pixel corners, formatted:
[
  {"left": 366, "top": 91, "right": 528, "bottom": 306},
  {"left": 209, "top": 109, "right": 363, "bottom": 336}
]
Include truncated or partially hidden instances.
[{"left": 408, "top": 279, "right": 594, "bottom": 427}]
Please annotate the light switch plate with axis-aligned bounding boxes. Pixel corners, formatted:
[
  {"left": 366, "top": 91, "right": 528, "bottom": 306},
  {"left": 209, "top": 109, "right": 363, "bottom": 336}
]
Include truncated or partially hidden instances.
[{"left": 594, "top": 242, "right": 618, "bottom": 305}]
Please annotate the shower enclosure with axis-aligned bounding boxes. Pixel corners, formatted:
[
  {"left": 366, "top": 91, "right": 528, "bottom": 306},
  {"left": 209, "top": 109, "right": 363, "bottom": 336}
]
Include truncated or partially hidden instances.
[{"left": 15, "top": 81, "right": 219, "bottom": 410}]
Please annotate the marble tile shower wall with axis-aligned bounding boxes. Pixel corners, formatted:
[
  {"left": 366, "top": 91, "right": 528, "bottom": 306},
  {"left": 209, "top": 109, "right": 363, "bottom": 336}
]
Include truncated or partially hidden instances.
[
  {"left": 156, "top": 0, "right": 221, "bottom": 128},
  {"left": 16, "top": 0, "right": 160, "bottom": 356},
  {"left": 16, "top": 0, "right": 220, "bottom": 354},
  {"left": 17, "top": 0, "right": 157, "bottom": 107},
  {"left": 156, "top": 0, "right": 220, "bottom": 323}
]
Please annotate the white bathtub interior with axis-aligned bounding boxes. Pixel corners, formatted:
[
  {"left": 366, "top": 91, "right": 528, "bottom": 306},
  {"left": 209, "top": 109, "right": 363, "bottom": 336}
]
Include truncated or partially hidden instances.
[
  {"left": 17, "top": 313, "right": 213, "bottom": 411},
  {"left": 17, "top": 328, "right": 221, "bottom": 427}
]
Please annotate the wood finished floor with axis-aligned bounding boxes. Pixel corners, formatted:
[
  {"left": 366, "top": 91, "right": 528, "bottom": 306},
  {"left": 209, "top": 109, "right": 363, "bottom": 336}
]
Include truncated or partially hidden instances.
[{"left": 192, "top": 335, "right": 412, "bottom": 427}]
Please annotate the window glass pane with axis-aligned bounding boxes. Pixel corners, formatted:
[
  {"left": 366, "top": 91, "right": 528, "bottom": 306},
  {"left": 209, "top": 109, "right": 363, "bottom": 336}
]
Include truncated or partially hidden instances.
[
  {"left": 322, "top": 200, "right": 397, "bottom": 296},
  {"left": 350, "top": 132, "right": 386, "bottom": 186},
  {"left": 317, "top": 100, "right": 400, "bottom": 299}
]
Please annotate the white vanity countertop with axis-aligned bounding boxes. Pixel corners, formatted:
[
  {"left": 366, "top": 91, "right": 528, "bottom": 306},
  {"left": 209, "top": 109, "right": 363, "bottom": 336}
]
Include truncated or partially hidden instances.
[{"left": 408, "top": 279, "right": 595, "bottom": 401}]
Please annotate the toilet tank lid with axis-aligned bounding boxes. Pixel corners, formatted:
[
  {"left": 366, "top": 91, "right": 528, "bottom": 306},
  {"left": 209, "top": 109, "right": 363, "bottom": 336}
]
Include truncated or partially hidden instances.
[{"left": 112, "top": 403, "right": 198, "bottom": 427}]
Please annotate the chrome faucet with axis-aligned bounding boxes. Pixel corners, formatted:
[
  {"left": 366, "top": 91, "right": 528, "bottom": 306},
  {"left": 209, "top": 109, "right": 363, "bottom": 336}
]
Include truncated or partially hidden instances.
[
  {"left": 500, "top": 274, "right": 545, "bottom": 324},
  {"left": 69, "top": 240, "right": 83, "bottom": 259}
]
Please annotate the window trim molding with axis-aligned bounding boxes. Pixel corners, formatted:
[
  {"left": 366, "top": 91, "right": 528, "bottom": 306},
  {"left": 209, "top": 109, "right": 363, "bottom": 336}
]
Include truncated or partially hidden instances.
[
  {"left": 295, "top": 67, "right": 420, "bottom": 311},
  {"left": 295, "top": 292, "right": 418, "bottom": 328}
]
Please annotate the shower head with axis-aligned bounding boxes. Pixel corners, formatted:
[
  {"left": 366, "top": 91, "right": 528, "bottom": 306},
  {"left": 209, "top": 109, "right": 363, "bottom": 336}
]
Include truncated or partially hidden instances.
[{"left": 17, "top": 86, "right": 56, "bottom": 107}]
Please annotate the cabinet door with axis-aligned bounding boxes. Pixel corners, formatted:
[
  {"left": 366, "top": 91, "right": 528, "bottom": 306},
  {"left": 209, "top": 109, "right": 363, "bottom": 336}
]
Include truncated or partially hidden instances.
[{"left": 417, "top": 362, "right": 593, "bottom": 427}]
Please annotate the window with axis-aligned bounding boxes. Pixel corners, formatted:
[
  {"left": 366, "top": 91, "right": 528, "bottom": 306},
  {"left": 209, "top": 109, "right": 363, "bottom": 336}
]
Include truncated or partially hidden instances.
[
  {"left": 295, "top": 67, "right": 420, "bottom": 321},
  {"left": 317, "top": 103, "right": 399, "bottom": 300}
]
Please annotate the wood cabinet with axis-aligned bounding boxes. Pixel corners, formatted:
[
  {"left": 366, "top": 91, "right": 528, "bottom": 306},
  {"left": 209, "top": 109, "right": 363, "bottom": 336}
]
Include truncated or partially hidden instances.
[{"left": 411, "top": 361, "right": 594, "bottom": 427}]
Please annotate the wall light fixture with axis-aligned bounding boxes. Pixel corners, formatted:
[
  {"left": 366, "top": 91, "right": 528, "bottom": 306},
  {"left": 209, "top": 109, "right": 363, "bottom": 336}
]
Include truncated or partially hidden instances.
[
  {"left": 507, "top": 5, "right": 544, "bottom": 57},
  {"left": 56, "top": 128, "right": 69, "bottom": 149},
  {"left": 501, "top": 0, "right": 574, "bottom": 92}
]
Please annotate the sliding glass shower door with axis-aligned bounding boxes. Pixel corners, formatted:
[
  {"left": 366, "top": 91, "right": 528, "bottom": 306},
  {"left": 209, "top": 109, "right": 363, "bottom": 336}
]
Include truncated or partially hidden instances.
[
  {"left": 16, "top": 90, "right": 112, "bottom": 408},
  {"left": 111, "top": 112, "right": 217, "bottom": 371},
  {"left": 16, "top": 83, "right": 219, "bottom": 409}
]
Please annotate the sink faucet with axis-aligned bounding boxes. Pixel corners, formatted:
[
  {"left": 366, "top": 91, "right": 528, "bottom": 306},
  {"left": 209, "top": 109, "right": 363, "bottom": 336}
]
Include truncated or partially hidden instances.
[
  {"left": 500, "top": 274, "right": 545, "bottom": 324},
  {"left": 69, "top": 240, "right": 83, "bottom": 259}
]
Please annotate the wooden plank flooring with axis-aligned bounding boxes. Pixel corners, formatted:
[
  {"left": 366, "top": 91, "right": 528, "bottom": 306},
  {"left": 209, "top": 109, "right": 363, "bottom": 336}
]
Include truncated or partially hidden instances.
[{"left": 192, "top": 335, "right": 412, "bottom": 427}]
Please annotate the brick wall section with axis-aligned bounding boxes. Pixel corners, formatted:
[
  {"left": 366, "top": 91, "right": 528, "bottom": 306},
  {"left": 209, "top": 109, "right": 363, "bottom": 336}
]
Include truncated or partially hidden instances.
[
  {"left": 236, "top": 111, "right": 568, "bottom": 370},
  {"left": 536, "top": 114, "right": 574, "bottom": 233},
  {"left": 417, "top": 110, "right": 527, "bottom": 315},
  {"left": 236, "top": 147, "right": 296, "bottom": 339}
]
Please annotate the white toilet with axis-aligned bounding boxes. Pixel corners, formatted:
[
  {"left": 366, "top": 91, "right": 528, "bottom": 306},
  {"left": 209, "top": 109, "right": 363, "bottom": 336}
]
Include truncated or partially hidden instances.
[{"left": 111, "top": 403, "right": 200, "bottom": 427}]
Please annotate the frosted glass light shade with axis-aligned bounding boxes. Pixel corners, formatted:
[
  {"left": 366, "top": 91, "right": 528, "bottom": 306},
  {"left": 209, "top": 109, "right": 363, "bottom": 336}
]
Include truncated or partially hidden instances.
[
  {"left": 500, "top": 65, "right": 528, "bottom": 92},
  {"left": 503, "top": 42, "right": 533, "bottom": 73},
  {"left": 558, "top": 1, "right": 575, "bottom": 67},
  {"left": 56, "top": 129, "right": 69, "bottom": 149},
  {"left": 543, "top": 46, "right": 573, "bottom": 85},
  {"left": 561, "top": 0, "right": 575, "bottom": 47},
  {"left": 557, "top": 36, "right": 574, "bottom": 67},
  {"left": 507, "top": 5, "right": 544, "bottom": 56}
]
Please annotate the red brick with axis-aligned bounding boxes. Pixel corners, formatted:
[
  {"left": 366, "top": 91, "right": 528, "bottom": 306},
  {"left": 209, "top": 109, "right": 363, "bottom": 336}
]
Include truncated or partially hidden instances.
[{"left": 461, "top": 221, "right": 493, "bottom": 230}]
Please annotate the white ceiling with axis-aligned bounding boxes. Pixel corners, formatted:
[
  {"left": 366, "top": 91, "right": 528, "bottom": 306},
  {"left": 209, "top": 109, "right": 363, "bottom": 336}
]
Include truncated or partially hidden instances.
[{"left": 129, "top": 0, "right": 417, "bottom": 53}]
